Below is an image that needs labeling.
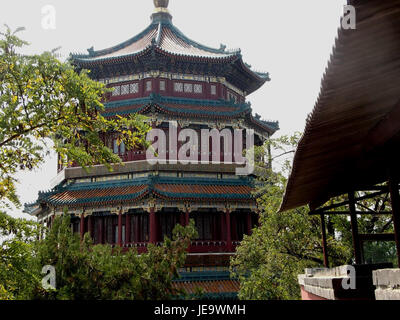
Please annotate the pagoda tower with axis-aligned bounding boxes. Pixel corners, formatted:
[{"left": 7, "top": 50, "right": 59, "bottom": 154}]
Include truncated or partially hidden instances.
[{"left": 26, "top": 0, "right": 279, "bottom": 298}]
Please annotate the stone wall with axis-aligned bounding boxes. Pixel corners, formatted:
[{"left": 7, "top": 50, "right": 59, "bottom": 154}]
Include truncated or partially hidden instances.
[
  {"left": 373, "top": 269, "right": 400, "bottom": 300},
  {"left": 298, "top": 264, "right": 392, "bottom": 300}
]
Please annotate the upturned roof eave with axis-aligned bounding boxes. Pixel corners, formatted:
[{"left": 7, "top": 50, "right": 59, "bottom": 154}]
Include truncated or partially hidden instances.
[{"left": 70, "top": 20, "right": 240, "bottom": 65}]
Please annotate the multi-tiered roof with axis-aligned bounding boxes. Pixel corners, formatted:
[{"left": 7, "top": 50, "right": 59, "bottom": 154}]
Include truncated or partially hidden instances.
[{"left": 27, "top": 0, "right": 278, "bottom": 216}]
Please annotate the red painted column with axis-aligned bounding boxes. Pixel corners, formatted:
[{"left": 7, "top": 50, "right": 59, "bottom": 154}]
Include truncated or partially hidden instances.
[
  {"left": 180, "top": 211, "right": 186, "bottom": 226},
  {"left": 135, "top": 215, "right": 140, "bottom": 243},
  {"left": 100, "top": 217, "right": 104, "bottom": 244},
  {"left": 125, "top": 213, "right": 131, "bottom": 244},
  {"left": 225, "top": 209, "right": 232, "bottom": 252},
  {"left": 185, "top": 210, "right": 190, "bottom": 226},
  {"left": 88, "top": 215, "right": 93, "bottom": 239},
  {"left": 118, "top": 210, "right": 123, "bottom": 247},
  {"left": 80, "top": 213, "right": 85, "bottom": 240},
  {"left": 247, "top": 212, "right": 253, "bottom": 236},
  {"left": 149, "top": 207, "right": 157, "bottom": 244}
]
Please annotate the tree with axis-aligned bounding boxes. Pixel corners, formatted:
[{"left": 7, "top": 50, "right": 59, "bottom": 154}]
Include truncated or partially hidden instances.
[
  {"left": 0, "top": 210, "right": 41, "bottom": 300},
  {"left": 230, "top": 133, "right": 352, "bottom": 300},
  {"left": 32, "top": 215, "right": 197, "bottom": 300},
  {"left": 0, "top": 26, "right": 152, "bottom": 300},
  {"left": 0, "top": 26, "right": 150, "bottom": 208}
]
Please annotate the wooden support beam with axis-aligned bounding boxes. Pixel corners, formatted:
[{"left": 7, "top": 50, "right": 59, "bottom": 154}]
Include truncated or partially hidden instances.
[
  {"left": 88, "top": 215, "right": 93, "bottom": 239},
  {"left": 310, "top": 190, "right": 388, "bottom": 215},
  {"left": 247, "top": 212, "right": 253, "bottom": 236},
  {"left": 125, "top": 213, "right": 131, "bottom": 244},
  {"left": 185, "top": 210, "right": 190, "bottom": 227},
  {"left": 149, "top": 207, "right": 157, "bottom": 244},
  {"left": 118, "top": 210, "right": 122, "bottom": 247},
  {"left": 100, "top": 217, "right": 104, "bottom": 244},
  {"left": 225, "top": 209, "right": 232, "bottom": 252},
  {"left": 80, "top": 213, "right": 85, "bottom": 240},
  {"left": 320, "top": 214, "right": 329, "bottom": 268},
  {"left": 180, "top": 212, "right": 186, "bottom": 226},
  {"left": 388, "top": 176, "right": 400, "bottom": 267},
  {"left": 349, "top": 192, "right": 362, "bottom": 265}
]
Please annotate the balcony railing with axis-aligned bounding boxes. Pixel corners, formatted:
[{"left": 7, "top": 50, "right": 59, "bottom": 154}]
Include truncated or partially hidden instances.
[{"left": 108, "top": 240, "right": 236, "bottom": 254}]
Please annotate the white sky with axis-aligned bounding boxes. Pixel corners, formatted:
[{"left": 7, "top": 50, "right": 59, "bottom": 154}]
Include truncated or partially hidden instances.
[{"left": 0, "top": 0, "right": 347, "bottom": 219}]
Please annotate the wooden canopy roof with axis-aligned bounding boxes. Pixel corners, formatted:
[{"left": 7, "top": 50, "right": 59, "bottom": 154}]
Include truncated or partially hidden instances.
[{"left": 280, "top": 0, "right": 400, "bottom": 212}]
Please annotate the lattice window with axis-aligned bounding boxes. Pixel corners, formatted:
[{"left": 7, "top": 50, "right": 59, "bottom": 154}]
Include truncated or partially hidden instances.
[
  {"left": 211, "top": 85, "right": 217, "bottom": 95},
  {"left": 184, "top": 83, "right": 193, "bottom": 93},
  {"left": 112, "top": 85, "right": 121, "bottom": 96},
  {"left": 174, "top": 82, "right": 183, "bottom": 92},
  {"left": 121, "top": 84, "right": 130, "bottom": 95},
  {"left": 130, "top": 83, "right": 139, "bottom": 94},
  {"left": 146, "top": 81, "right": 152, "bottom": 91},
  {"left": 194, "top": 84, "right": 203, "bottom": 94},
  {"left": 160, "top": 80, "right": 166, "bottom": 91}
]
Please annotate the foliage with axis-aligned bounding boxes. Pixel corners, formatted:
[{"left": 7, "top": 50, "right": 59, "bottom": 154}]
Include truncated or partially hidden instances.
[
  {"left": 231, "top": 133, "right": 352, "bottom": 300},
  {"left": 0, "top": 210, "right": 42, "bottom": 299},
  {"left": 0, "top": 26, "right": 150, "bottom": 208},
  {"left": 32, "top": 215, "right": 198, "bottom": 300}
]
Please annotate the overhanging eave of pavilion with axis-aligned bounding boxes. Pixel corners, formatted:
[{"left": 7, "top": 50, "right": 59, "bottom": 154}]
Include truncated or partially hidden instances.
[{"left": 279, "top": 0, "right": 400, "bottom": 212}]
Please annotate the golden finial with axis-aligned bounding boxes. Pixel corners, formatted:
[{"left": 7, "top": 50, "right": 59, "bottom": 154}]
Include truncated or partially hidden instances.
[{"left": 152, "top": 0, "right": 171, "bottom": 21}]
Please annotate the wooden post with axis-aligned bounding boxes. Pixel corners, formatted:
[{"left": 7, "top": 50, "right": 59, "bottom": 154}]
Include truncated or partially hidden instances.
[
  {"left": 88, "top": 215, "right": 93, "bottom": 239},
  {"left": 185, "top": 209, "right": 190, "bottom": 226},
  {"left": 225, "top": 209, "right": 232, "bottom": 252},
  {"left": 247, "top": 212, "right": 253, "bottom": 236},
  {"left": 118, "top": 210, "right": 123, "bottom": 247},
  {"left": 100, "top": 216, "right": 104, "bottom": 244},
  {"left": 320, "top": 214, "right": 329, "bottom": 268},
  {"left": 135, "top": 215, "right": 140, "bottom": 243},
  {"left": 80, "top": 213, "right": 85, "bottom": 240},
  {"left": 388, "top": 176, "right": 400, "bottom": 267},
  {"left": 349, "top": 192, "right": 362, "bottom": 265},
  {"left": 180, "top": 211, "right": 185, "bottom": 226},
  {"left": 149, "top": 207, "right": 157, "bottom": 244},
  {"left": 125, "top": 213, "right": 131, "bottom": 245}
]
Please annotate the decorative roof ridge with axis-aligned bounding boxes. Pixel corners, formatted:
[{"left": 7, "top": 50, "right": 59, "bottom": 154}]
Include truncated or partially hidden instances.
[
  {"left": 47, "top": 190, "right": 148, "bottom": 206},
  {"left": 251, "top": 114, "right": 280, "bottom": 131},
  {"left": 237, "top": 59, "right": 271, "bottom": 82},
  {"left": 70, "top": 23, "right": 157, "bottom": 60},
  {"left": 39, "top": 175, "right": 252, "bottom": 196},
  {"left": 105, "top": 94, "right": 251, "bottom": 110},
  {"left": 155, "top": 176, "right": 253, "bottom": 186},
  {"left": 154, "top": 189, "right": 252, "bottom": 200},
  {"left": 53, "top": 178, "right": 149, "bottom": 193},
  {"left": 71, "top": 20, "right": 240, "bottom": 63},
  {"left": 155, "top": 22, "right": 163, "bottom": 45},
  {"left": 164, "top": 23, "right": 240, "bottom": 56}
]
